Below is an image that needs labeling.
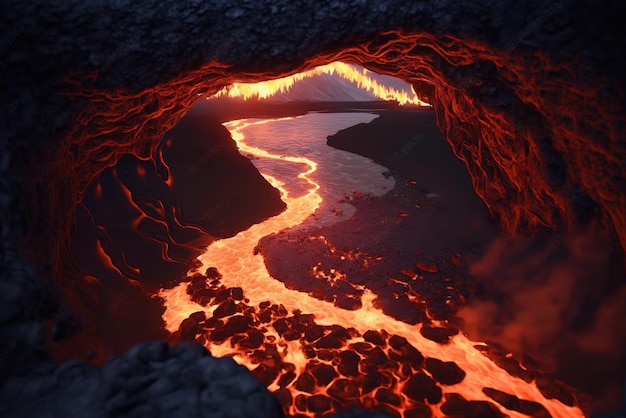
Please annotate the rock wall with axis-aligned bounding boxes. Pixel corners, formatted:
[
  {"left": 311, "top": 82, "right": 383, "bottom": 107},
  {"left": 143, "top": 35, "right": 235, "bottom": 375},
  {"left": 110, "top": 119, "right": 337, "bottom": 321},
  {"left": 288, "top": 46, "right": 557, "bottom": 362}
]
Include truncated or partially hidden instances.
[{"left": 1, "top": 0, "right": 625, "bottom": 416}]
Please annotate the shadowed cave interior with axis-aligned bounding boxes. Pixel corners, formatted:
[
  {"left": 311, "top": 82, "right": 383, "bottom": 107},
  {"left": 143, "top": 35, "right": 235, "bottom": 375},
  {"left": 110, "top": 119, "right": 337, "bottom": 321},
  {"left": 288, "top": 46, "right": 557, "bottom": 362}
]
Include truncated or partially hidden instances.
[{"left": 1, "top": 1, "right": 625, "bottom": 417}]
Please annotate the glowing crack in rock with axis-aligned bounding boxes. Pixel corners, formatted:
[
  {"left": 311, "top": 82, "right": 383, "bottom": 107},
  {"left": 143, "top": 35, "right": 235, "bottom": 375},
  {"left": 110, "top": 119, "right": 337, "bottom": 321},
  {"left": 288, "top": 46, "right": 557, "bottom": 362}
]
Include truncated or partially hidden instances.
[{"left": 159, "top": 113, "right": 584, "bottom": 418}]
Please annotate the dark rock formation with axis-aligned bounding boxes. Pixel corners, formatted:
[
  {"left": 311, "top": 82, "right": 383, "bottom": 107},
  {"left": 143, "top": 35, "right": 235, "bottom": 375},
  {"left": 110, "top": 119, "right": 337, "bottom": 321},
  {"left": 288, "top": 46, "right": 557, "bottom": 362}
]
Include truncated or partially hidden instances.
[
  {"left": 1, "top": 0, "right": 625, "bottom": 417},
  {"left": 483, "top": 387, "right": 551, "bottom": 417},
  {"left": 0, "top": 342, "right": 285, "bottom": 418},
  {"left": 424, "top": 358, "right": 466, "bottom": 385}
]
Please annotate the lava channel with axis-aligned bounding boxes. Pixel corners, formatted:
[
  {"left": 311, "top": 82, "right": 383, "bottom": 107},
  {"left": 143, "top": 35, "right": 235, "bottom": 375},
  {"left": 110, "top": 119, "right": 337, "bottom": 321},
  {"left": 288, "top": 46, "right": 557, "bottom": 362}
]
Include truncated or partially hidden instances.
[{"left": 159, "top": 115, "right": 584, "bottom": 418}]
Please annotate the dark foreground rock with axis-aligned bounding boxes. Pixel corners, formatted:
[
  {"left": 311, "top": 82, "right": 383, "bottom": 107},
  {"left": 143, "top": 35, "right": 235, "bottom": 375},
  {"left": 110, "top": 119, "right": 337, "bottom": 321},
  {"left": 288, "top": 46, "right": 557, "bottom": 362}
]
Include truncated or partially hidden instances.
[{"left": 0, "top": 342, "right": 284, "bottom": 418}]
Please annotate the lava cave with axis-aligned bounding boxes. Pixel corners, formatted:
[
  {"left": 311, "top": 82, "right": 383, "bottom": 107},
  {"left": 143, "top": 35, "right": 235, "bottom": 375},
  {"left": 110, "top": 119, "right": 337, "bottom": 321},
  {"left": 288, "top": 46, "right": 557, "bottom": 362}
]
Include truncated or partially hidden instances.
[{"left": 1, "top": 1, "right": 625, "bottom": 418}]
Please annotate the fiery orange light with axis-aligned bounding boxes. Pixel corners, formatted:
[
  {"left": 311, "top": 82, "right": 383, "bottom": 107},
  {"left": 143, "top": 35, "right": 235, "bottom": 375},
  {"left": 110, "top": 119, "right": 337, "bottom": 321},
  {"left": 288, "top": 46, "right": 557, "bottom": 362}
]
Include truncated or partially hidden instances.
[
  {"left": 211, "top": 62, "right": 430, "bottom": 106},
  {"left": 159, "top": 119, "right": 584, "bottom": 418}
]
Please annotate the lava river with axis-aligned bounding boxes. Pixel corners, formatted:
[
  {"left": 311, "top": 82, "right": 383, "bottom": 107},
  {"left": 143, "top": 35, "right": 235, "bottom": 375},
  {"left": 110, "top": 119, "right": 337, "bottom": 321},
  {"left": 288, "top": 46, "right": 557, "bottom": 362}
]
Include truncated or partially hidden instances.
[{"left": 159, "top": 113, "right": 584, "bottom": 418}]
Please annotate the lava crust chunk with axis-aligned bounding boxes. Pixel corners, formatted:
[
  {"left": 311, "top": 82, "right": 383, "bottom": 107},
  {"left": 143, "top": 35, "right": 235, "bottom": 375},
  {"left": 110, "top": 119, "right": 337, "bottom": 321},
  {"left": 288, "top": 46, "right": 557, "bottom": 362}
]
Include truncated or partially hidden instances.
[{"left": 0, "top": 342, "right": 284, "bottom": 418}]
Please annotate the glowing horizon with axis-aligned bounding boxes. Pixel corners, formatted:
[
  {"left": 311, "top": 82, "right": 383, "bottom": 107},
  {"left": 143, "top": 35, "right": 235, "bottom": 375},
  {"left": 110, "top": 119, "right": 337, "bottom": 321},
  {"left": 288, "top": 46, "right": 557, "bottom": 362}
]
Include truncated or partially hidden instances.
[{"left": 210, "top": 61, "right": 431, "bottom": 106}]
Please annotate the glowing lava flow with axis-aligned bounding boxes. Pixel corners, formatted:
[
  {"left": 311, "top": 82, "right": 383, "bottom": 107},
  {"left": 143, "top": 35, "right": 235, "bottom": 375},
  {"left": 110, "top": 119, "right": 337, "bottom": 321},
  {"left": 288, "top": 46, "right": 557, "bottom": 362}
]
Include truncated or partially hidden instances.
[
  {"left": 159, "top": 117, "right": 584, "bottom": 418},
  {"left": 211, "top": 62, "right": 430, "bottom": 106}
]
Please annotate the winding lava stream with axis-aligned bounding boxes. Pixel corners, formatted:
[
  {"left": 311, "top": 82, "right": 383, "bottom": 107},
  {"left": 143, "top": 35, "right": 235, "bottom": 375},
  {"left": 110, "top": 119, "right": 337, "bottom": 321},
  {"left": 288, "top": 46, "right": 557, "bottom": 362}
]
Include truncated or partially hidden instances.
[{"left": 159, "top": 114, "right": 584, "bottom": 418}]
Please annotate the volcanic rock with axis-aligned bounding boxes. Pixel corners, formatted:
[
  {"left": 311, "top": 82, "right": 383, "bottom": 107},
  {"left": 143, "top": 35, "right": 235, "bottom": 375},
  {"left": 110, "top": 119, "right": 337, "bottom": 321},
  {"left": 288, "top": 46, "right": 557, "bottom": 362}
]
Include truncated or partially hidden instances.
[
  {"left": 273, "top": 304, "right": 288, "bottom": 317},
  {"left": 226, "top": 315, "right": 252, "bottom": 334},
  {"left": 258, "top": 308, "right": 273, "bottom": 323},
  {"left": 424, "top": 358, "right": 466, "bottom": 385},
  {"left": 231, "top": 287, "right": 244, "bottom": 301},
  {"left": 308, "top": 394, "right": 333, "bottom": 413},
  {"left": 425, "top": 296, "right": 454, "bottom": 319},
  {"left": 191, "top": 289, "right": 215, "bottom": 306},
  {"left": 2, "top": 342, "right": 282, "bottom": 417},
  {"left": 465, "top": 401, "right": 505, "bottom": 418},
  {"left": 213, "top": 300, "right": 236, "bottom": 318},
  {"left": 483, "top": 387, "right": 551, "bottom": 417},
  {"left": 535, "top": 375, "right": 575, "bottom": 407},
  {"left": 335, "top": 294, "right": 362, "bottom": 310},
  {"left": 272, "top": 318, "right": 289, "bottom": 335},
  {"left": 338, "top": 350, "right": 361, "bottom": 377},
  {"left": 209, "top": 324, "right": 234, "bottom": 342},
  {"left": 328, "top": 378, "right": 361, "bottom": 402},
  {"left": 310, "top": 363, "right": 338, "bottom": 387},
  {"left": 295, "top": 394, "right": 307, "bottom": 411},
  {"left": 400, "top": 363, "right": 413, "bottom": 378},
  {"left": 318, "top": 349, "right": 336, "bottom": 361},
  {"left": 416, "top": 261, "right": 438, "bottom": 273},
  {"left": 363, "top": 330, "right": 388, "bottom": 347},
  {"left": 374, "top": 388, "right": 401, "bottom": 406},
  {"left": 389, "top": 335, "right": 424, "bottom": 368},
  {"left": 362, "top": 371, "right": 383, "bottom": 395},
  {"left": 441, "top": 393, "right": 468, "bottom": 416},
  {"left": 273, "top": 387, "right": 292, "bottom": 408},
  {"left": 474, "top": 344, "right": 535, "bottom": 383},
  {"left": 285, "top": 317, "right": 305, "bottom": 333},
  {"left": 316, "top": 334, "right": 344, "bottom": 349},
  {"left": 293, "top": 310, "right": 315, "bottom": 325},
  {"left": 239, "top": 329, "right": 264, "bottom": 349},
  {"left": 203, "top": 316, "right": 224, "bottom": 329},
  {"left": 376, "top": 293, "right": 425, "bottom": 324},
  {"left": 419, "top": 325, "right": 458, "bottom": 344},
  {"left": 283, "top": 329, "right": 301, "bottom": 341},
  {"left": 361, "top": 346, "right": 389, "bottom": 371},
  {"left": 350, "top": 342, "right": 374, "bottom": 355},
  {"left": 402, "top": 373, "right": 442, "bottom": 404},
  {"left": 205, "top": 267, "right": 222, "bottom": 280},
  {"left": 303, "top": 345, "right": 317, "bottom": 359},
  {"left": 275, "top": 371, "right": 295, "bottom": 389},
  {"left": 251, "top": 364, "right": 279, "bottom": 387},
  {"left": 295, "top": 372, "right": 316, "bottom": 393},
  {"left": 214, "top": 287, "right": 232, "bottom": 304},
  {"left": 177, "top": 316, "right": 203, "bottom": 342},
  {"left": 304, "top": 324, "right": 325, "bottom": 342},
  {"left": 187, "top": 274, "right": 208, "bottom": 295}
]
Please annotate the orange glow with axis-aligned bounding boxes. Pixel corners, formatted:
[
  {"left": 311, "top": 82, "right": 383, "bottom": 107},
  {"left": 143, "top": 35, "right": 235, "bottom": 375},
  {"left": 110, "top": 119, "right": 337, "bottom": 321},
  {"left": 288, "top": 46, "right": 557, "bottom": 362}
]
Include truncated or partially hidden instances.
[
  {"left": 95, "top": 238, "right": 124, "bottom": 277},
  {"left": 159, "top": 121, "right": 584, "bottom": 418},
  {"left": 211, "top": 62, "right": 430, "bottom": 106},
  {"left": 157, "top": 148, "right": 174, "bottom": 187},
  {"left": 48, "top": 28, "right": 622, "bottom": 416}
]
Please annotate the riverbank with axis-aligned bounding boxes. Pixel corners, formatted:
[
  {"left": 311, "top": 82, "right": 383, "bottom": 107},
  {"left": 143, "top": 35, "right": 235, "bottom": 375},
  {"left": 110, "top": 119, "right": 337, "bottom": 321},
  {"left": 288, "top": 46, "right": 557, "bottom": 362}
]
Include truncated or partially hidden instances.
[{"left": 258, "top": 108, "right": 498, "bottom": 322}]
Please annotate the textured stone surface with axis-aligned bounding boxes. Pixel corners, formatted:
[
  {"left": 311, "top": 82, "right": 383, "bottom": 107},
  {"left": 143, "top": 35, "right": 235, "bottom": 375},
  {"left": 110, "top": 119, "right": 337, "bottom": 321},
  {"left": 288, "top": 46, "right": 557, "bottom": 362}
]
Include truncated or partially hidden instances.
[
  {"left": 1, "top": 0, "right": 625, "bottom": 417},
  {"left": 0, "top": 342, "right": 284, "bottom": 418}
]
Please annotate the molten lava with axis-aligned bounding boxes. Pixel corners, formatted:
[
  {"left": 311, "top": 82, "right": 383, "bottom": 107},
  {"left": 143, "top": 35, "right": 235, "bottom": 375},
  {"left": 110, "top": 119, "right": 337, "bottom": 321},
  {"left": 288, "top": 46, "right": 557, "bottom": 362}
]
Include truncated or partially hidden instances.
[
  {"left": 211, "top": 62, "right": 430, "bottom": 106},
  {"left": 45, "top": 28, "right": 624, "bottom": 416},
  {"left": 159, "top": 118, "right": 584, "bottom": 418}
]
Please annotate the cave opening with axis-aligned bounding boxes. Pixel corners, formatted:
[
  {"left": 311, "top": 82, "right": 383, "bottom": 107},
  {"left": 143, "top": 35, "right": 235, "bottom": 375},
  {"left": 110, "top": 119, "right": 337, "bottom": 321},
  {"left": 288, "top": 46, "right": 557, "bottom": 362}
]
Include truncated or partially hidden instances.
[
  {"left": 63, "top": 63, "right": 509, "bottom": 418},
  {"left": 5, "top": 23, "right": 624, "bottom": 418},
  {"left": 42, "top": 60, "right": 622, "bottom": 418}
]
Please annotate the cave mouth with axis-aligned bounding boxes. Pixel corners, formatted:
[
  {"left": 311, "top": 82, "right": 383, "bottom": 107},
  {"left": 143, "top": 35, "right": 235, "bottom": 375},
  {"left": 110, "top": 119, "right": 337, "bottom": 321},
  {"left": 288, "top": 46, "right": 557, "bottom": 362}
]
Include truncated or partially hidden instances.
[
  {"left": 14, "top": 29, "right": 624, "bottom": 417},
  {"left": 60, "top": 62, "right": 481, "bottom": 364},
  {"left": 42, "top": 61, "right": 623, "bottom": 418}
]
